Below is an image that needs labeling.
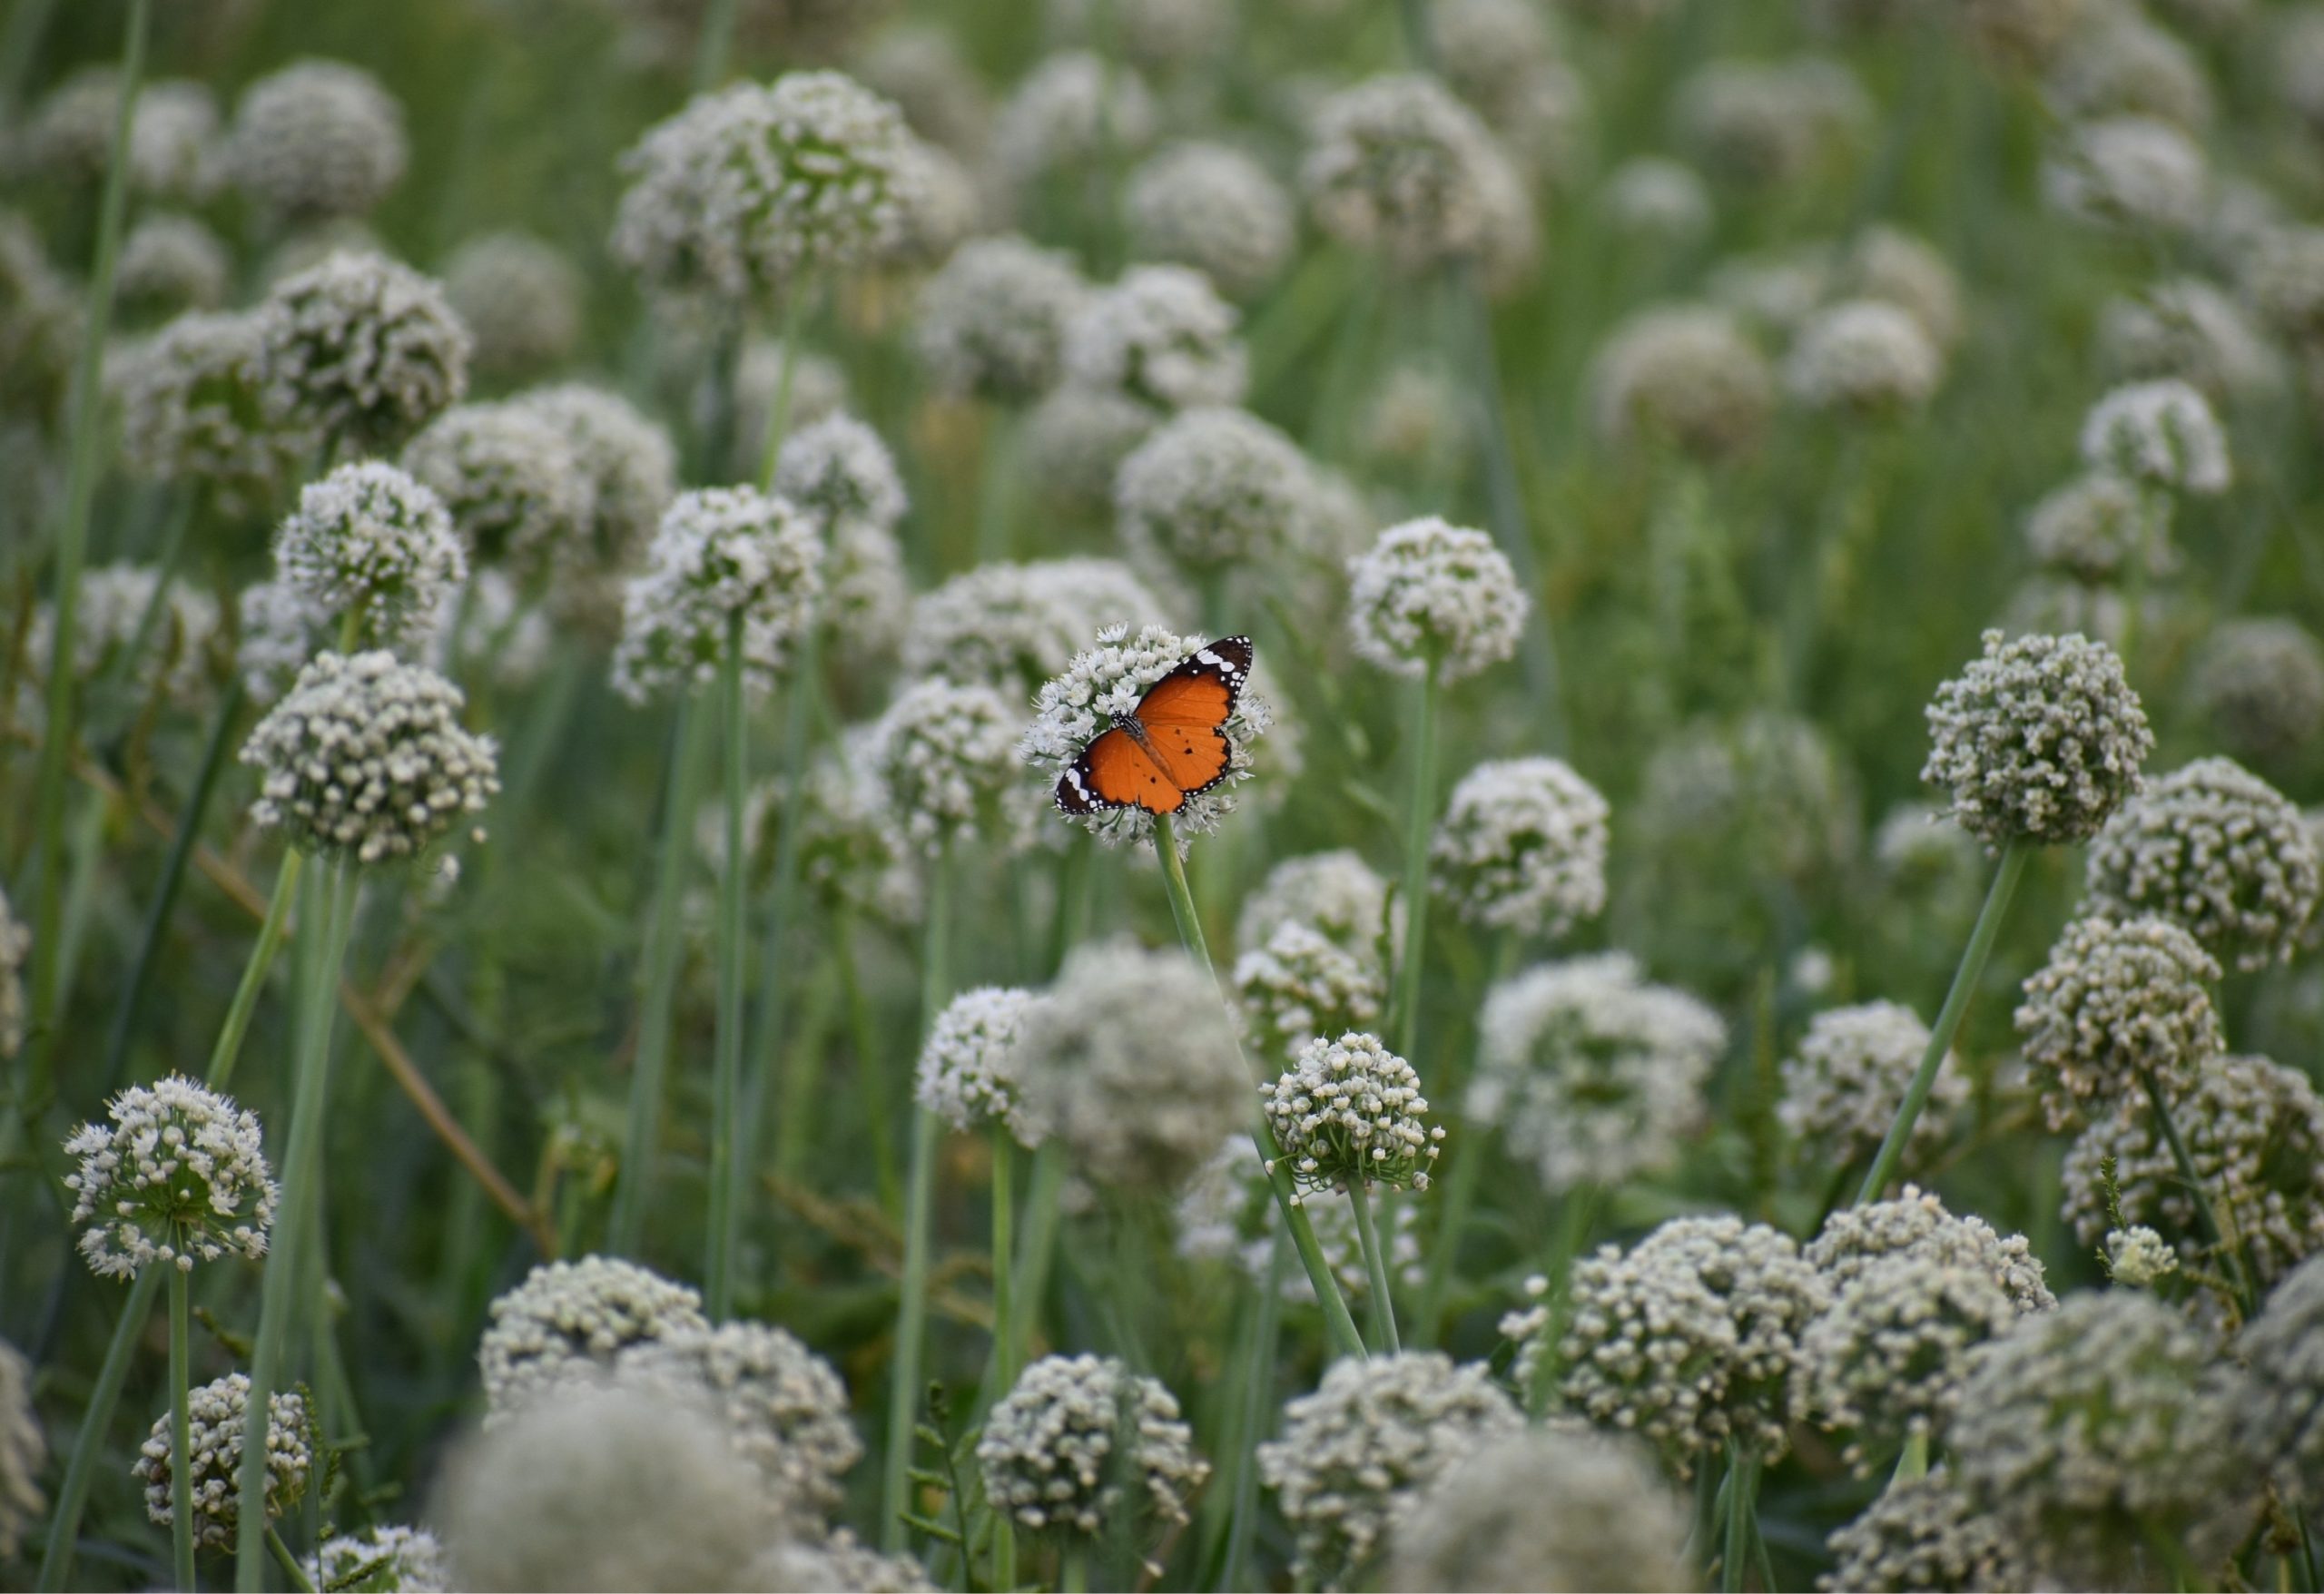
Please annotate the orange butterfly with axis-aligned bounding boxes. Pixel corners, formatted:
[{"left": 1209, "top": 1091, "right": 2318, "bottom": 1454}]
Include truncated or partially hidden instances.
[{"left": 1054, "top": 636, "right": 1253, "bottom": 817}]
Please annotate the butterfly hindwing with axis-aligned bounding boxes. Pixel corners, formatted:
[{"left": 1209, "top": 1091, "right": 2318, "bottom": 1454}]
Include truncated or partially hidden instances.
[
  {"left": 1056, "top": 725, "right": 1185, "bottom": 814},
  {"left": 1051, "top": 637, "right": 1252, "bottom": 817}
]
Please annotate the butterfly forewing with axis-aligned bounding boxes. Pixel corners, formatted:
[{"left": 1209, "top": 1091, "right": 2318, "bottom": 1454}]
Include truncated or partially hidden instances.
[{"left": 1050, "top": 636, "right": 1252, "bottom": 817}]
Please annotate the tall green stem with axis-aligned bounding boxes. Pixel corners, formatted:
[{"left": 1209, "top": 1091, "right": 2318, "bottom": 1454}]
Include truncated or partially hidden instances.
[
  {"left": 836, "top": 907, "right": 901, "bottom": 1215},
  {"left": 205, "top": 849, "right": 303, "bottom": 1090},
  {"left": 990, "top": 1121, "right": 1018, "bottom": 1594},
  {"left": 1153, "top": 816, "right": 1367, "bottom": 1362},
  {"left": 1393, "top": 662, "right": 1440, "bottom": 1063},
  {"left": 1855, "top": 837, "right": 2030, "bottom": 1205},
  {"left": 1719, "top": 1443, "right": 1759, "bottom": 1594},
  {"left": 24, "top": 0, "right": 150, "bottom": 1099},
  {"left": 690, "top": 0, "right": 739, "bottom": 91},
  {"left": 35, "top": 1267, "right": 162, "bottom": 1590},
  {"left": 756, "top": 292, "right": 807, "bottom": 490},
  {"left": 169, "top": 1263, "right": 195, "bottom": 1590},
  {"left": 707, "top": 615, "right": 750, "bottom": 1318},
  {"left": 236, "top": 855, "right": 357, "bottom": 1591},
  {"left": 743, "top": 628, "right": 822, "bottom": 1210},
  {"left": 2139, "top": 1067, "right": 2255, "bottom": 1319},
  {"left": 1347, "top": 1182, "right": 1401, "bottom": 1353},
  {"left": 609, "top": 700, "right": 708, "bottom": 1256},
  {"left": 1220, "top": 1227, "right": 1285, "bottom": 1592},
  {"left": 883, "top": 849, "right": 951, "bottom": 1552},
  {"left": 974, "top": 409, "right": 1020, "bottom": 566}
]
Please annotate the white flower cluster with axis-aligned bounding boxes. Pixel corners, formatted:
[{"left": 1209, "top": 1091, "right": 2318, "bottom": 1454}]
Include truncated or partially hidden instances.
[
  {"left": 2098, "top": 279, "right": 2284, "bottom": 402},
  {"left": 443, "top": 231, "right": 584, "bottom": 379},
  {"left": 976, "top": 1354, "right": 1207, "bottom": 1540},
  {"left": 1115, "top": 406, "right": 1331, "bottom": 578},
  {"left": 1818, "top": 1471, "right": 2030, "bottom": 1594},
  {"left": 257, "top": 251, "right": 471, "bottom": 453},
  {"left": 242, "top": 651, "right": 500, "bottom": 864},
  {"left": 914, "top": 985, "right": 1046, "bottom": 1143},
  {"left": 1785, "top": 298, "right": 1943, "bottom": 414},
  {"left": 15, "top": 69, "right": 210, "bottom": 191},
  {"left": 25, "top": 561, "right": 221, "bottom": 706},
  {"left": 110, "top": 310, "right": 300, "bottom": 510},
  {"left": 1260, "top": 1032, "right": 1442, "bottom": 1194},
  {"left": 615, "top": 1322, "right": 863, "bottom": 1514},
  {"left": 1602, "top": 155, "right": 1713, "bottom": 244},
  {"left": 2043, "top": 114, "right": 2209, "bottom": 234},
  {"left": 1016, "top": 941, "right": 1248, "bottom": 1195},
  {"left": 611, "top": 72, "right": 911, "bottom": 303},
  {"left": 2015, "top": 912, "right": 2223, "bottom": 1127},
  {"left": 1022, "top": 386, "right": 1162, "bottom": 513},
  {"left": 514, "top": 385, "right": 678, "bottom": 627},
  {"left": 1589, "top": 302, "right": 1776, "bottom": 459},
  {"left": 993, "top": 52, "right": 1157, "bottom": 192},
  {"left": 1384, "top": 1426, "right": 1693, "bottom": 1594},
  {"left": 1557, "top": 1215, "right": 1827, "bottom": 1471},
  {"left": 1301, "top": 74, "right": 1515, "bottom": 273},
  {"left": 1233, "top": 920, "right": 1384, "bottom": 1065},
  {"left": 0, "top": 1338, "right": 43, "bottom": 1564},
  {"left": 134, "top": 1374, "right": 312, "bottom": 1550},
  {"left": 1471, "top": 954, "right": 1724, "bottom": 1195},
  {"left": 1173, "top": 1135, "right": 1422, "bottom": 1306},
  {"left": 63, "top": 1074, "right": 276, "bottom": 1279},
  {"left": 401, "top": 401, "right": 594, "bottom": 583},
  {"left": 1125, "top": 142, "right": 1295, "bottom": 300},
  {"left": 866, "top": 675, "right": 1021, "bottom": 855},
  {"left": 234, "top": 577, "right": 336, "bottom": 706},
  {"left": 612, "top": 486, "right": 824, "bottom": 703},
  {"left": 1675, "top": 55, "right": 1869, "bottom": 186},
  {"left": 1949, "top": 1291, "right": 2255, "bottom": 1588},
  {"left": 2079, "top": 378, "right": 2230, "bottom": 495},
  {"left": 1428, "top": 756, "right": 1609, "bottom": 939},
  {"left": 273, "top": 461, "right": 467, "bottom": 648},
  {"left": 2085, "top": 756, "right": 2320, "bottom": 971},
  {"left": 793, "top": 730, "right": 921, "bottom": 927},
  {"left": 1778, "top": 1000, "right": 1963, "bottom": 1166},
  {"left": 304, "top": 1525, "right": 451, "bottom": 1593},
  {"left": 881, "top": 139, "right": 978, "bottom": 272},
  {"left": 1020, "top": 625, "right": 1272, "bottom": 848},
  {"left": 1062, "top": 265, "right": 1247, "bottom": 411},
  {"left": 913, "top": 235, "right": 1088, "bottom": 403},
  {"left": 2104, "top": 1225, "right": 2179, "bottom": 1286},
  {"left": 903, "top": 557, "right": 1172, "bottom": 699},
  {"left": 753, "top": 1528, "right": 936, "bottom": 1594},
  {"left": 1806, "top": 1187, "right": 2054, "bottom": 1314},
  {"left": 2021, "top": 471, "right": 2165, "bottom": 584},
  {"left": 478, "top": 1255, "right": 709, "bottom": 1416},
  {"left": 773, "top": 412, "right": 909, "bottom": 536},
  {"left": 2189, "top": 616, "right": 2324, "bottom": 763},
  {"left": 1256, "top": 1352, "right": 1521, "bottom": 1586},
  {"left": 1345, "top": 516, "right": 1527, "bottom": 682},
  {"left": 1236, "top": 850, "right": 1397, "bottom": 965},
  {"left": 115, "top": 214, "right": 230, "bottom": 320},
  {"left": 2064, "top": 1052, "right": 2324, "bottom": 1293},
  {"left": 225, "top": 59, "right": 407, "bottom": 221},
  {"left": 1920, "top": 628, "right": 2152, "bottom": 847},
  {"left": 2239, "top": 1254, "right": 2324, "bottom": 1510}
]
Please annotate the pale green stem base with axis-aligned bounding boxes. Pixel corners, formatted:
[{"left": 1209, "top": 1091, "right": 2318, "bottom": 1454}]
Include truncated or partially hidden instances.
[
  {"left": 1719, "top": 1443, "right": 1760, "bottom": 1594},
  {"left": 1393, "top": 664, "right": 1439, "bottom": 1063},
  {"left": 707, "top": 615, "right": 750, "bottom": 1318},
  {"left": 1221, "top": 1227, "right": 1285, "bottom": 1592},
  {"left": 991, "top": 1122, "right": 1018, "bottom": 1594},
  {"left": 207, "top": 850, "right": 302, "bottom": 1090},
  {"left": 1348, "top": 1182, "right": 1401, "bottom": 1353},
  {"left": 266, "top": 1526, "right": 316, "bottom": 1593},
  {"left": 169, "top": 1264, "right": 195, "bottom": 1590}
]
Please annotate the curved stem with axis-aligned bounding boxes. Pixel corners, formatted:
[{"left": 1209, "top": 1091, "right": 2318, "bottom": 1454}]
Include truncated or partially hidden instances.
[
  {"left": 168, "top": 1263, "right": 195, "bottom": 1590},
  {"left": 205, "top": 848, "right": 301, "bottom": 1091},
  {"left": 1393, "top": 663, "right": 1439, "bottom": 1063},
  {"left": 1855, "top": 836, "right": 2029, "bottom": 1205},
  {"left": 707, "top": 615, "right": 750, "bottom": 1318},
  {"left": 266, "top": 1525, "right": 316, "bottom": 1592},
  {"left": 33, "top": 1268, "right": 162, "bottom": 1590},
  {"left": 1348, "top": 1182, "right": 1401, "bottom": 1353},
  {"left": 882, "top": 849, "right": 951, "bottom": 1552},
  {"left": 2139, "top": 1067, "right": 2256, "bottom": 1320}
]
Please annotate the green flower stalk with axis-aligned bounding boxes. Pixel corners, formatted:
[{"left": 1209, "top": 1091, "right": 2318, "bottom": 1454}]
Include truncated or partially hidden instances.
[{"left": 882, "top": 848, "right": 951, "bottom": 1553}]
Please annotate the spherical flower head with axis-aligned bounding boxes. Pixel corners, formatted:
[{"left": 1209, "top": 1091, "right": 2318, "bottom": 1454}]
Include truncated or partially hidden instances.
[
  {"left": 257, "top": 250, "right": 471, "bottom": 454},
  {"left": 1017, "top": 941, "right": 1248, "bottom": 1195},
  {"left": 401, "top": 402, "right": 594, "bottom": 583},
  {"left": 2064, "top": 1052, "right": 2324, "bottom": 1294},
  {"left": 1344, "top": 516, "right": 1527, "bottom": 682},
  {"left": 2085, "top": 756, "right": 2320, "bottom": 972},
  {"left": 2099, "top": 279, "right": 2284, "bottom": 402},
  {"left": 478, "top": 1255, "right": 709, "bottom": 1417},
  {"left": 25, "top": 562, "right": 222, "bottom": 710},
  {"left": 1675, "top": 55, "right": 1870, "bottom": 186},
  {"left": 272, "top": 461, "right": 466, "bottom": 648},
  {"left": 611, "top": 72, "right": 911, "bottom": 304},
  {"left": 913, "top": 235, "right": 1086, "bottom": 404},
  {"left": 1020, "top": 624, "right": 1274, "bottom": 849},
  {"left": 1125, "top": 142, "right": 1294, "bottom": 300},
  {"left": 0, "top": 211, "right": 77, "bottom": 418},
  {"left": 750, "top": 1528, "right": 937, "bottom": 1594},
  {"left": 0, "top": 889, "right": 25, "bottom": 1063},
  {"left": 2021, "top": 470, "right": 2169, "bottom": 584},
  {"left": 1023, "top": 386, "right": 1162, "bottom": 515},
  {"left": 63, "top": 1074, "right": 275, "bottom": 1279},
  {"left": 2188, "top": 616, "right": 2324, "bottom": 764},
  {"left": 1234, "top": 921, "right": 1385, "bottom": 1065},
  {"left": 1062, "top": 265, "right": 1247, "bottom": 411},
  {"left": 773, "top": 411, "right": 908, "bottom": 535},
  {"left": 1257, "top": 1352, "right": 1521, "bottom": 1585},
  {"left": 1602, "top": 155, "right": 1714, "bottom": 245},
  {"left": 234, "top": 577, "right": 341, "bottom": 707},
  {"left": 1818, "top": 1471, "right": 2033, "bottom": 1594},
  {"left": 2043, "top": 114, "right": 2209, "bottom": 233},
  {"left": 1114, "top": 406, "right": 1327, "bottom": 579},
  {"left": 242, "top": 651, "right": 498, "bottom": 864},
  {"left": 1589, "top": 302, "right": 1776, "bottom": 460},
  {"left": 1786, "top": 298, "right": 1944, "bottom": 415},
  {"left": 993, "top": 52, "right": 1158, "bottom": 192},
  {"left": 2080, "top": 378, "right": 2230, "bottom": 496},
  {"left": 1555, "top": 1215, "right": 1827, "bottom": 1471},
  {"left": 1471, "top": 954, "right": 1723, "bottom": 1196},
  {"left": 305, "top": 1525, "right": 451, "bottom": 1593},
  {"left": 1429, "top": 756, "right": 1609, "bottom": 939},
  {"left": 136, "top": 1375, "right": 311, "bottom": 1549},
  {"left": 1921, "top": 627, "right": 2152, "bottom": 847},
  {"left": 1807, "top": 1187, "right": 2054, "bottom": 1314},
  {"left": 442, "top": 232, "right": 584, "bottom": 379},
  {"left": 867, "top": 676, "right": 1021, "bottom": 856},
  {"left": 2104, "top": 1225, "right": 2179, "bottom": 1286},
  {"left": 114, "top": 213, "right": 231, "bottom": 324},
  {"left": 110, "top": 310, "right": 301, "bottom": 511},
  {"left": 0, "top": 1340, "right": 42, "bottom": 1564},
  {"left": 2248, "top": 222, "right": 2324, "bottom": 344},
  {"left": 916, "top": 986, "right": 1047, "bottom": 1144},
  {"left": 794, "top": 728, "right": 921, "bottom": 928},
  {"left": 1261, "top": 1031, "right": 1441, "bottom": 1195},
  {"left": 1780, "top": 1000, "right": 1965, "bottom": 1167},
  {"left": 859, "top": 23, "right": 990, "bottom": 155},
  {"left": 613, "top": 1323, "right": 862, "bottom": 1514},
  {"left": 2050, "top": 8, "right": 2211, "bottom": 128},
  {"left": 612, "top": 486, "right": 824, "bottom": 703},
  {"left": 978, "top": 1354, "right": 1207, "bottom": 1542},
  {"left": 1236, "top": 850, "right": 1398, "bottom": 966},
  {"left": 2238, "top": 1253, "right": 2324, "bottom": 1510},
  {"left": 1301, "top": 74, "right": 1510, "bottom": 273},
  {"left": 1385, "top": 1424, "right": 1692, "bottom": 1594},
  {"left": 902, "top": 557, "right": 1172, "bottom": 700},
  {"left": 2015, "top": 912, "right": 2223, "bottom": 1127},
  {"left": 824, "top": 514, "right": 910, "bottom": 666},
  {"left": 1951, "top": 1291, "right": 2256, "bottom": 1586},
  {"left": 226, "top": 59, "right": 407, "bottom": 222},
  {"left": 1802, "top": 1249, "right": 2024, "bottom": 1469},
  {"left": 513, "top": 385, "right": 678, "bottom": 627}
]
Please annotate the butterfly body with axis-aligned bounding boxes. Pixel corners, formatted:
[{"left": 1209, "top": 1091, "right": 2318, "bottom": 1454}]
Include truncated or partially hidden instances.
[{"left": 1055, "top": 636, "right": 1253, "bottom": 817}]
